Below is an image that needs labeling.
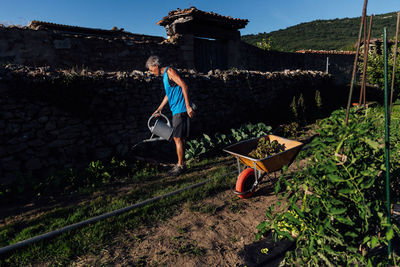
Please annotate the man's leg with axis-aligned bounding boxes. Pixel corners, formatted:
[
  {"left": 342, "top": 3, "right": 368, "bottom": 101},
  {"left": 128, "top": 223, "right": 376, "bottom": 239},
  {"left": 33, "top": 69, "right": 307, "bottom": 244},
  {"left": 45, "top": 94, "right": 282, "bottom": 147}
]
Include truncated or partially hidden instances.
[
  {"left": 173, "top": 137, "right": 185, "bottom": 166},
  {"left": 168, "top": 113, "right": 189, "bottom": 175}
]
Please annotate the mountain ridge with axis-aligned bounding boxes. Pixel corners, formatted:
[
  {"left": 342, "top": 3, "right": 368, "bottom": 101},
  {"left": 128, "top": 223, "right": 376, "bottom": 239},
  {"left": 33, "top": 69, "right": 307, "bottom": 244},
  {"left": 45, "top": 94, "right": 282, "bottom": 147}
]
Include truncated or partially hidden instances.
[{"left": 242, "top": 12, "right": 398, "bottom": 52}]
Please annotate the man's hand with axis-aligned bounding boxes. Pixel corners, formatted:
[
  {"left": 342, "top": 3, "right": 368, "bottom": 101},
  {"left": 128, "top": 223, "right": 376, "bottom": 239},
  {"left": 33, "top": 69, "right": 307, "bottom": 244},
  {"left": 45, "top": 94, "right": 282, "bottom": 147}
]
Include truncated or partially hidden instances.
[
  {"left": 187, "top": 106, "right": 194, "bottom": 118},
  {"left": 152, "top": 109, "right": 161, "bottom": 117}
]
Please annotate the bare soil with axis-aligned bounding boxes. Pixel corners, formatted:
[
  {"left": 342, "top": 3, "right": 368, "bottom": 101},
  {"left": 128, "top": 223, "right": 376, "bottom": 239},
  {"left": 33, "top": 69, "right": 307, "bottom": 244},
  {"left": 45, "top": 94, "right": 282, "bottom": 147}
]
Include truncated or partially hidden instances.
[
  {"left": 2, "top": 129, "right": 314, "bottom": 267},
  {"left": 71, "top": 181, "right": 280, "bottom": 266},
  {"left": 69, "top": 158, "right": 308, "bottom": 267}
]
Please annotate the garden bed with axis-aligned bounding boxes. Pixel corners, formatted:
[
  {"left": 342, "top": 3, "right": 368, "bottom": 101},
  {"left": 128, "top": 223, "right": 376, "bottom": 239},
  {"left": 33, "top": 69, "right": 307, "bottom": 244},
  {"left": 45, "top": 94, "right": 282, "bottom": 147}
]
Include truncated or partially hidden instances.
[{"left": 2, "top": 105, "right": 400, "bottom": 266}]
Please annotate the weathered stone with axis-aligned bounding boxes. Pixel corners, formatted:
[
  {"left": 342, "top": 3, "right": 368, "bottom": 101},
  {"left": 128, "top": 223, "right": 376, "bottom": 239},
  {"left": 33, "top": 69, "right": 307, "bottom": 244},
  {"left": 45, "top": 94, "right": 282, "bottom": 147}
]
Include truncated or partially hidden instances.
[
  {"left": 0, "top": 147, "right": 7, "bottom": 157},
  {"left": 3, "top": 112, "right": 14, "bottom": 120},
  {"left": 95, "top": 148, "right": 112, "bottom": 159},
  {"left": 5, "top": 123, "right": 21, "bottom": 135},
  {"left": 25, "top": 158, "right": 42, "bottom": 170},
  {"left": 6, "top": 143, "right": 27, "bottom": 154},
  {"left": 22, "top": 121, "right": 39, "bottom": 131},
  {"left": 116, "top": 144, "right": 128, "bottom": 156},
  {"left": 48, "top": 139, "right": 72, "bottom": 148},
  {"left": 1, "top": 157, "right": 20, "bottom": 171},
  {"left": 38, "top": 116, "right": 48, "bottom": 123},
  {"left": 28, "top": 139, "right": 46, "bottom": 147},
  {"left": 0, "top": 172, "right": 17, "bottom": 185},
  {"left": 54, "top": 39, "right": 72, "bottom": 49},
  {"left": 45, "top": 121, "right": 57, "bottom": 131}
]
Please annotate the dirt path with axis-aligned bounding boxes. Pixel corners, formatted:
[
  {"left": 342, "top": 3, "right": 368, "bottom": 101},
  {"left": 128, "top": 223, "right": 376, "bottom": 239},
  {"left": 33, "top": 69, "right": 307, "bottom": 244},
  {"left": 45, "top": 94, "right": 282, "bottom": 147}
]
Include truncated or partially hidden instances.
[
  {"left": 3, "top": 131, "right": 314, "bottom": 266},
  {"left": 69, "top": 174, "right": 285, "bottom": 267},
  {"left": 68, "top": 136, "right": 313, "bottom": 266}
]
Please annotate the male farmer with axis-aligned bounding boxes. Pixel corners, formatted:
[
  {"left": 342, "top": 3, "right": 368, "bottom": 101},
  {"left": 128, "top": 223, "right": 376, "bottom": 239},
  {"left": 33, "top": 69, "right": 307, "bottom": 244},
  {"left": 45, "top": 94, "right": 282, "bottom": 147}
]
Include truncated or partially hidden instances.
[{"left": 146, "top": 55, "right": 194, "bottom": 176}]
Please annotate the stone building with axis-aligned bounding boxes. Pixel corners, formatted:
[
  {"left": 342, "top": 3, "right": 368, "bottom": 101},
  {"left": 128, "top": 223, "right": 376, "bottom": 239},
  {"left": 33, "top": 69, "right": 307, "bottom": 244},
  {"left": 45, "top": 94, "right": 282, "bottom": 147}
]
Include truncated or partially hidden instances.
[
  {"left": 157, "top": 7, "right": 249, "bottom": 72},
  {"left": 359, "top": 38, "right": 395, "bottom": 55}
]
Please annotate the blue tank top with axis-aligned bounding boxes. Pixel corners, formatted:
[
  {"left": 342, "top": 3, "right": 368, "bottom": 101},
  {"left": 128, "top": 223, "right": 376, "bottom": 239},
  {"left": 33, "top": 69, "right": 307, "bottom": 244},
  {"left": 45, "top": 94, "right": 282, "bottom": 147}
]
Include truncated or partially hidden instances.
[{"left": 163, "top": 67, "right": 187, "bottom": 116}]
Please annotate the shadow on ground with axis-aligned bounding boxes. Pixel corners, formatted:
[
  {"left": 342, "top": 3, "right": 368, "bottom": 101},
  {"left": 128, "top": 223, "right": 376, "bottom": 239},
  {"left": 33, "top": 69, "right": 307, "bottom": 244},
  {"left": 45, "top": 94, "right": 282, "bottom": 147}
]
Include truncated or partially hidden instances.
[{"left": 238, "top": 232, "right": 294, "bottom": 267}]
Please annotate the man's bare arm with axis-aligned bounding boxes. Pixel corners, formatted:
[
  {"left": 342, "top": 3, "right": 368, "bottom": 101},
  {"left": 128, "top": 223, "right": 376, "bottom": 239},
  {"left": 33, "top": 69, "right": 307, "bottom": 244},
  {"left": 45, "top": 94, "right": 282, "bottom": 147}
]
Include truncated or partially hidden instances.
[{"left": 168, "top": 68, "right": 194, "bottom": 118}]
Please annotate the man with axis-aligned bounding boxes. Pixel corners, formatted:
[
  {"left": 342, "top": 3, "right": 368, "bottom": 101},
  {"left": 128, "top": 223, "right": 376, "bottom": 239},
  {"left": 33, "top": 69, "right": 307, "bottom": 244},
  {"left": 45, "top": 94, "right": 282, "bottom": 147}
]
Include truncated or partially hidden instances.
[{"left": 146, "top": 55, "right": 194, "bottom": 176}]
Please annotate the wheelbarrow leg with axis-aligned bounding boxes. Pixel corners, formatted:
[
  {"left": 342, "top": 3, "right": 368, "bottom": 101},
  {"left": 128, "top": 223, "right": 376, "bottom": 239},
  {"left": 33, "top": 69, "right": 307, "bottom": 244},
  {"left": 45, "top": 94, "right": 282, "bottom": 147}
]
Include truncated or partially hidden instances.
[
  {"left": 253, "top": 161, "right": 260, "bottom": 189},
  {"left": 236, "top": 156, "right": 241, "bottom": 176}
]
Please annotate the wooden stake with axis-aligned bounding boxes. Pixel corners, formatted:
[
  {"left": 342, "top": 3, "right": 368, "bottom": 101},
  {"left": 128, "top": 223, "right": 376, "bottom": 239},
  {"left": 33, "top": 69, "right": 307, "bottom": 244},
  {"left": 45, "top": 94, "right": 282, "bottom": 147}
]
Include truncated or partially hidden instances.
[
  {"left": 390, "top": 11, "right": 400, "bottom": 113},
  {"left": 345, "top": 0, "right": 368, "bottom": 125},
  {"left": 361, "top": 14, "right": 373, "bottom": 106},
  {"left": 359, "top": 15, "right": 368, "bottom": 105}
]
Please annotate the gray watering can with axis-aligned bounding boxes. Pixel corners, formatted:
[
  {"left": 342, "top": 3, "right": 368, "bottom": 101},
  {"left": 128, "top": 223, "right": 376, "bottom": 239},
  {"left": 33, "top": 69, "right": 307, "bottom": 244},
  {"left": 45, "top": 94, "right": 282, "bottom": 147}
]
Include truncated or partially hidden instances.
[
  {"left": 131, "top": 113, "right": 173, "bottom": 150},
  {"left": 131, "top": 103, "right": 197, "bottom": 150},
  {"left": 146, "top": 113, "right": 173, "bottom": 142}
]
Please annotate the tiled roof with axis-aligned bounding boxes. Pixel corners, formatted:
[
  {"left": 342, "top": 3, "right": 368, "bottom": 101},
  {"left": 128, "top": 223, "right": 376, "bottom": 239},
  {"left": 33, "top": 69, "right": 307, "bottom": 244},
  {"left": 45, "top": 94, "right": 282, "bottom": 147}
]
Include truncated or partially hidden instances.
[{"left": 157, "top": 6, "right": 248, "bottom": 29}]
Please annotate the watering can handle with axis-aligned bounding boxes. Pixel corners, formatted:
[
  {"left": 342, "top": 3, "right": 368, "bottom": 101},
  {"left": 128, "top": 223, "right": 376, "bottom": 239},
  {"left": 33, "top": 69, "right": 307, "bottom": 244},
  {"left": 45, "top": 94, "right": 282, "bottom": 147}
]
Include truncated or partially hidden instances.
[{"left": 147, "top": 113, "right": 172, "bottom": 131}]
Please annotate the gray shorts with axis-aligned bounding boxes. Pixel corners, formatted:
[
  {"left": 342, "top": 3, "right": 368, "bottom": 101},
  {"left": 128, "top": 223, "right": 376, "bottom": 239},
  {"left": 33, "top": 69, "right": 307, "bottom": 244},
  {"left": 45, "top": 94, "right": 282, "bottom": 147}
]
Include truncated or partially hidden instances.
[{"left": 172, "top": 112, "right": 190, "bottom": 139}]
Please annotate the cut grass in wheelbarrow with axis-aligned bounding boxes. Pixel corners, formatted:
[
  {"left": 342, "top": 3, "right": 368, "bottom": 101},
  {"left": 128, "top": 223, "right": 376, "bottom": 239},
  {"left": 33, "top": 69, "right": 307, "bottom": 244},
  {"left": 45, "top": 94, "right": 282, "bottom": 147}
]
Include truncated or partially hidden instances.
[{"left": 223, "top": 135, "right": 304, "bottom": 199}]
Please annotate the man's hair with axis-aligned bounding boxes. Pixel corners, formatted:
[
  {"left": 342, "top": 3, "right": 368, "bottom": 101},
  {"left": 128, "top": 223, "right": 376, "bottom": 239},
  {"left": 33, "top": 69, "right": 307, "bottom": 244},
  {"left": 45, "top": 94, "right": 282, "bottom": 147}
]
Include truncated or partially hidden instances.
[{"left": 146, "top": 55, "right": 161, "bottom": 68}]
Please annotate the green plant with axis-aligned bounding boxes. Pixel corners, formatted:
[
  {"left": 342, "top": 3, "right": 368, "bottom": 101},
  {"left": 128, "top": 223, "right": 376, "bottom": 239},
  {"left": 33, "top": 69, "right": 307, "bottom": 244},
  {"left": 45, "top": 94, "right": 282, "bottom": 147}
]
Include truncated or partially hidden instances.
[
  {"left": 315, "top": 90, "right": 322, "bottom": 110},
  {"left": 185, "top": 122, "right": 272, "bottom": 160},
  {"left": 174, "top": 241, "right": 206, "bottom": 256},
  {"left": 290, "top": 96, "right": 298, "bottom": 121},
  {"left": 256, "top": 107, "right": 400, "bottom": 266},
  {"left": 248, "top": 136, "right": 286, "bottom": 159},
  {"left": 0, "top": 158, "right": 154, "bottom": 205},
  {"left": 290, "top": 94, "right": 308, "bottom": 124},
  {"left": 256, "top": 36, "right": 273, "bottom": 51},
  {"left": 282, "top": 122, "right": 300, "bottom": 138},
  {"left": 358, "top": 50, "right": 400, "bottom": 92}
]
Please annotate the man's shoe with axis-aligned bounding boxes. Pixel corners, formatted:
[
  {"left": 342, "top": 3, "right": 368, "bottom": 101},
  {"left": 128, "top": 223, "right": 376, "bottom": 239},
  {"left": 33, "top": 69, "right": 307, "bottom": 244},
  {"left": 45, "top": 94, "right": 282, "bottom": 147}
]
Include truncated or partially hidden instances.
[{"left": 168, "top": 164, "right": 185, "bottom": 176}]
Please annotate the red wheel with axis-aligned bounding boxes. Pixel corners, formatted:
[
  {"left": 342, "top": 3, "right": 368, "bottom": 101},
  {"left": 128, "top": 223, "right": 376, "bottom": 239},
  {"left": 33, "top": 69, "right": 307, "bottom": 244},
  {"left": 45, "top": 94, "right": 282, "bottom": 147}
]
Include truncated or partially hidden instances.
[{"left": 236, "top": 168, "right": 256, "bottom": 199}]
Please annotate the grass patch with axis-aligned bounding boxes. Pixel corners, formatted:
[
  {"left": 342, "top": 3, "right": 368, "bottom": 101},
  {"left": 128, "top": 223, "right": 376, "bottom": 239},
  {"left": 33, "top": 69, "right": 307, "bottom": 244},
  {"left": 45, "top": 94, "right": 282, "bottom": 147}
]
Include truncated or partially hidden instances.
[{"left": 0, "top": 157, "right": 236, "bottom": 266}]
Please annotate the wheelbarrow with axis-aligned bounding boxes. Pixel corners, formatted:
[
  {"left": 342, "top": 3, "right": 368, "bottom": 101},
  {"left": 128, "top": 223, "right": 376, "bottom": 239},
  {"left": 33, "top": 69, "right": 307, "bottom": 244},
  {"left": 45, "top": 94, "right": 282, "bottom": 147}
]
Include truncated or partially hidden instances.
[{"left": 223, "top": 135, "right": 304, "bottom": 198}]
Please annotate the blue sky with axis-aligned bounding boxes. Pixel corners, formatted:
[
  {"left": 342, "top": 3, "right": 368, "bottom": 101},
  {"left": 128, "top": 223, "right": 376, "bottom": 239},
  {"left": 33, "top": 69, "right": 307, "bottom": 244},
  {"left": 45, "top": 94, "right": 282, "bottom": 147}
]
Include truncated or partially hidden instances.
[{"left": 0, "top": 0, "right": 399, "bottom": 37}]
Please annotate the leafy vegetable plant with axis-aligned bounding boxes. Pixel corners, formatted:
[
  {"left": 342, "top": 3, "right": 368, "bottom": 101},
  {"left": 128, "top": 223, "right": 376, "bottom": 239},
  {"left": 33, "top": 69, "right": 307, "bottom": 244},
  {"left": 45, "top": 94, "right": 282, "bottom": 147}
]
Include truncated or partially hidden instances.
[
  {"left": 257, "top": 107, "right": 400, "bottom": 266},
  {"left": 185, "top": 122, "right": 272, "bottom": 160}
]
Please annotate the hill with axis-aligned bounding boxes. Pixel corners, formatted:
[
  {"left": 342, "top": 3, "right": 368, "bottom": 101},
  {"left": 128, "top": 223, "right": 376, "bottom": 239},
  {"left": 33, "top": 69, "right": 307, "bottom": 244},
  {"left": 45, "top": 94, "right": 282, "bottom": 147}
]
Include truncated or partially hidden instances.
[{"left": 242, "top": 12, "right": 398, "bottom": 52}]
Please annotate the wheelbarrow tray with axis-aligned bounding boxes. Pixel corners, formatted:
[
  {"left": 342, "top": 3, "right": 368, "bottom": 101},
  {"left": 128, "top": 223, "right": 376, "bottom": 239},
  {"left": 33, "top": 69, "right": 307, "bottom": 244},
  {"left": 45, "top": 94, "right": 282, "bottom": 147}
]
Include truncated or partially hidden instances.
[{"left": 223, "top": 135, "right": 304, "bottom": 173}]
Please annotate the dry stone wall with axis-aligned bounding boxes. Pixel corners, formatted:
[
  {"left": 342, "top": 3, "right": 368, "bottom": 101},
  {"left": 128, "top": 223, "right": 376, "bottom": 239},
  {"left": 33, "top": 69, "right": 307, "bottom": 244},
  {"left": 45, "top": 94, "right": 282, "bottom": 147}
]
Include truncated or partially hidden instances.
[
  {"left": 0, "top": 25, "right": 183, "bottom": 71},
  {"left": 1, "top": 25, "right": 354, "bottom": 85},
  {"left": 239, "top": 42, "right": 355, "bottom": 85},
  {"left": 0, "top": 65, "right": 337, "bottom": 184}
]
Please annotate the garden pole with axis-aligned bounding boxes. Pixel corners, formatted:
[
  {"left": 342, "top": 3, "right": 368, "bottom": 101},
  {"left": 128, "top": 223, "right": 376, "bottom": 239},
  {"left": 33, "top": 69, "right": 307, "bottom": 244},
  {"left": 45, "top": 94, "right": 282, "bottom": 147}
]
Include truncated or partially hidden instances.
[
  {"left": 390, "top": 12, "right": 400, "bottom": 114},
  {"left": 345, "top": 0, "right": 368, "bottom": 125},
  {"left": 358, "top": 15, "right": 367, "bottom": 105},
  {"left": 359, "top": 15, "right": 371, "bottom": 106},
  {"left": 383, "top": 27, "right": 392, "bottom": 258},
  {"left": 362, "top": 14, "right": 373, "bottom": 106},
  {"left": 363, "top": 14, "right": 373, "bottom": 106}
]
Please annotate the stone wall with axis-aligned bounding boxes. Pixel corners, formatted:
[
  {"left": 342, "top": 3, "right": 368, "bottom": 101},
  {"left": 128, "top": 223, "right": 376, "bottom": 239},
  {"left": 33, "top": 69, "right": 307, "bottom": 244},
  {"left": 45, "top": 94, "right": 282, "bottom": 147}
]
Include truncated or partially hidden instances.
[
  {"left": 0, "top": 25, "right": 183, "bottom": 71},
  {"left": 1, "top": 25, "right": 354, "bottom": 85},
  {"left": 0, "top": 65, "right": 338, "bottom": 184},
  {"left": 238, "top": 42, "right": 355, "bottom": 85}
]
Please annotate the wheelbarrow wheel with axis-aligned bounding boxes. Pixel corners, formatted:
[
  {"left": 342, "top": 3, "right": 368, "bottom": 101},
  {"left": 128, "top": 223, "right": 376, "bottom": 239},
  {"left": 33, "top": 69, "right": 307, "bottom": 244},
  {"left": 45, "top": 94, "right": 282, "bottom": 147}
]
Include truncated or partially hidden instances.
[{"left": 236, "top": 168, "right": 256, "bottom": 199}]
